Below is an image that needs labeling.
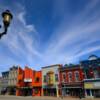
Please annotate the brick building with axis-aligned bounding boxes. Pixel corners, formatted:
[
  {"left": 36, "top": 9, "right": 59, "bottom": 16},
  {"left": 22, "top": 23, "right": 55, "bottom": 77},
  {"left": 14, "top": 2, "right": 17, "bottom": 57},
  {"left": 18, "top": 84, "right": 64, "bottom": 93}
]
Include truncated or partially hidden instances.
[
  {"left": 1, "top": 55, "right": 100, "bottom": 98},
  {"left": 80, "top": 55, "right": 100, "bottom": 98},
  {"left": 59, "top": 64, "right": 84, "bottom": 97}
]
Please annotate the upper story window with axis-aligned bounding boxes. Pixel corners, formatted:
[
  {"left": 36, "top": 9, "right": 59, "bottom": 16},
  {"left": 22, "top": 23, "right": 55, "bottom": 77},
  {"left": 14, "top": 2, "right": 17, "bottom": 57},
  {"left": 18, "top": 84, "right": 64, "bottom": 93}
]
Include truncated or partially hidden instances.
[
  {"left": 19, "top": 71, "right": 22, "bottom": 75},
  {"left": 62, "top": 72, "right": 66, "bottom": 82},
  {"left": 68, "top": 72, "right": 72, "bottom": 82},
  {"left": 74, "top": 71, "right": 80, "bottom": 81},
  {"left": 94, "top": 70, "right": 99, "bottom": 78},
  {"left": 47, "top": 72, "right": 54, "bottom": 84},
  {"left": 55, "top": 74, "right": 58, "bottom": 82},
  {"left": 43, "top": 75, "right": 46, "bottom": 82},
  {"left": 35, "top": 77, "right": 40, "bottom": 82},
  {"left": 84, "top": 71, "right": 87, "bottom": 79},
  {"left": 85, "top": 69, "right": 92, "bottom": 79}
]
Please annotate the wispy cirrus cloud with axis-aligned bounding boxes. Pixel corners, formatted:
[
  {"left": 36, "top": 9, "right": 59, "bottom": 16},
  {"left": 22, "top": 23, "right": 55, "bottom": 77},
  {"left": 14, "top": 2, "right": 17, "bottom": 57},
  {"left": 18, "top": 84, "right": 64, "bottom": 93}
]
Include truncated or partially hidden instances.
[
  {"left": 42, "top": 0, "right": 100, "bottom": 64},
  {"left": 0, "top": 3, "right": 42, "bottom": 71}
]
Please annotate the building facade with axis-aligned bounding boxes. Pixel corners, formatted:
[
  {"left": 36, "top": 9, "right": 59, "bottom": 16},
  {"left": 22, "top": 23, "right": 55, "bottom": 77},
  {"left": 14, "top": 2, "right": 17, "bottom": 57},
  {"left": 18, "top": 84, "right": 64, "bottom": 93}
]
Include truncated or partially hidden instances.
[
  {"left": 16, "top": 67, "right": 33, "bottom": 96},
  {"left": 1, "top": 71, "right": 9, "bottom": 94},
  {"left": 32, "top": 71, "right": 42, "bottom": 96},
  {"left": 8, "top": 66, "right": 18, "bottom": 95},
  {"left": 16, "top": 66, "right": 42, "bottom": 96},
  {"left": 59, "top": 65, "right": 84, "bottom": 97},
  {"left": 81, "top": 55, "right": 100, "bottom": 98},
  {"left": 42, "top": 64, "right": 62, "bottom": 97},
  {"left": 0, "top": 55, "right": 100, "bottom": 98},
  {"left": 16, "top": 67, "right": 24, "bottom": 96},
  {"left": 0, "top": 77, "right": 2, "bottom": 94}
]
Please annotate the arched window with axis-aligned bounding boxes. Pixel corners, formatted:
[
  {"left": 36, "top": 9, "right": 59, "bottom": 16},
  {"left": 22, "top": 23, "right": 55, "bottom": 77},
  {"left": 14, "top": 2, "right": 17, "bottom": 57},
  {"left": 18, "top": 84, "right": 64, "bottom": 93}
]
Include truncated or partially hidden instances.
[
  {"left": 62, "top": 72, "right": 66, "bottom": 82},
  {"left": 94, "top": 70, "right": 99, "bottom": 78},
  {"left": 68, "top": 72, "right": 72, "bottom": 82},
  {"left": 74, "top": 71, "right": 79, "bottom": 81}
]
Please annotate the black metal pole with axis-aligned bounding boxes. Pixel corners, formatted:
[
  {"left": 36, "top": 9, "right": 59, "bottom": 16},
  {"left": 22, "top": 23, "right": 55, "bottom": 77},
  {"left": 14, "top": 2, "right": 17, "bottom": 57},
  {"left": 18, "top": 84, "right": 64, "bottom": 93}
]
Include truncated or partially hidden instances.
[{"left": 0, "top": 26, "right": 8, "bottom": 39}]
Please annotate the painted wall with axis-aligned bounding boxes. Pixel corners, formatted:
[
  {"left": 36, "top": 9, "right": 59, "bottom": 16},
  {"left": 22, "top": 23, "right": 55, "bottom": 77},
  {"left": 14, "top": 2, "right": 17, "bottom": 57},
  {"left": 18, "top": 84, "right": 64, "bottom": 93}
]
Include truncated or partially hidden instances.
[
  {"left": 32, "top": 71, "right": 42, "bottom": 87},
  {"left": 32, "top": 71, "right": 42, "bottom": 96},
  {"left": 8, "top": 67, "right": 18, "bottom": 86},
  {"left": 42, "top": 65, "right": 61, "bottom": 87}
]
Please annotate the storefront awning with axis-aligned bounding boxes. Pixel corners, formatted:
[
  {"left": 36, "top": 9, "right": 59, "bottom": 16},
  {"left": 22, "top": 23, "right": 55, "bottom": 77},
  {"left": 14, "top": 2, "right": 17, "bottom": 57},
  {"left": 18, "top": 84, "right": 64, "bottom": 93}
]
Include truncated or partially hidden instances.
[
  {"left": 18, "top": 87, "right": 33, "bottom": 89},
  {"left": 62, "top": 87, "right": 82, "bottom": 89}
]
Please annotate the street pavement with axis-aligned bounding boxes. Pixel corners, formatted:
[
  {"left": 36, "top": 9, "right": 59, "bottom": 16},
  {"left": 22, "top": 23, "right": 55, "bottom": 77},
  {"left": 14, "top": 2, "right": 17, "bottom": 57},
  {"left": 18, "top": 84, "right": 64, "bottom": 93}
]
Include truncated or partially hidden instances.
[{"left": 0, "top": 95, "right": 100, "bottom": 100}]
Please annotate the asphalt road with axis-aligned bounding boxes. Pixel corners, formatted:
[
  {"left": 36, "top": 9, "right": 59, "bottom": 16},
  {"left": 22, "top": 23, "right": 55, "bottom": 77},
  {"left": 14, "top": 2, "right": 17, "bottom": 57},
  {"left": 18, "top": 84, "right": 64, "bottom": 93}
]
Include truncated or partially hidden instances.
[{"left": 0, "top": 95, "right": 99, "bottom": 100}]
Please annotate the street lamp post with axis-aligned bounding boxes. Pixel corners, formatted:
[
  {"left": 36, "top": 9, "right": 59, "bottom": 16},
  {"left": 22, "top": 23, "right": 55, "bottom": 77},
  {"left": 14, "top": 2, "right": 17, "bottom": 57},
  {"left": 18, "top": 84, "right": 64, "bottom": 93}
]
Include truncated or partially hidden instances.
[{"left": 0, "top": 10, "right": 13, "bottom": 39}]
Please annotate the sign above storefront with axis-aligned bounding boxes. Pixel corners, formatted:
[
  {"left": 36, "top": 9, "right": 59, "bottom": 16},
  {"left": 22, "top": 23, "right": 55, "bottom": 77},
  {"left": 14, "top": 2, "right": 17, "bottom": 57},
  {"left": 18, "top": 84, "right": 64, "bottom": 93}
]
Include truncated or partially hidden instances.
[
  {"left": 84, "top": 83, "right": 93, "bottom": 89},
  {"left": 94, "top": 82, "right": 100, "bottom": 88},
  {"left": 24, "top": 78, "right": 32, "bottom": 82},
  {"left": 84, "top": 82, "right": 100, "bottom": 89}
]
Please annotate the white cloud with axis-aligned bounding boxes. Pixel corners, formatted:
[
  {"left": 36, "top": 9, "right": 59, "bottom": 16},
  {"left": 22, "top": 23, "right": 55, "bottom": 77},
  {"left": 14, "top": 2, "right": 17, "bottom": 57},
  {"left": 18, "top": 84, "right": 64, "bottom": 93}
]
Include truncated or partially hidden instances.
[
  {"left": 17, "top": 12, "right": 26, "bottom": 25},
  {"left": 75, "top": 46, "right": 100, "bottom": 58}
]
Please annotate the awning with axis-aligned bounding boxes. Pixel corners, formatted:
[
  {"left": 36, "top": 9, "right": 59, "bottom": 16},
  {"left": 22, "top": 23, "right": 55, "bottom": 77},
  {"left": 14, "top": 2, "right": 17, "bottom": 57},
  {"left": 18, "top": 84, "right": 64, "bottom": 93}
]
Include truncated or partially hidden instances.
[
  {"left": 18, "top": 87, "right": 33, "bottom": 89},
  {"left": 62, "top": 87, "right": 82, "bottom": 89}
]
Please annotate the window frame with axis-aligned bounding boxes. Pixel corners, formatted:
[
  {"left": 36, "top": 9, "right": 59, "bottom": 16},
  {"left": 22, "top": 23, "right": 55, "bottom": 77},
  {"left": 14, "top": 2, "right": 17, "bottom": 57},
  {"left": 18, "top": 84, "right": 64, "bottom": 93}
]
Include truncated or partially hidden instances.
[
  {"left": 74, "top": 71, "right": 80, "bottom": 82},
  {"left": 62, "top": 72, "right": 66, "bottom": 82},
  {"left": 68, "top": 72, "right": 72, "bottom": 82}
]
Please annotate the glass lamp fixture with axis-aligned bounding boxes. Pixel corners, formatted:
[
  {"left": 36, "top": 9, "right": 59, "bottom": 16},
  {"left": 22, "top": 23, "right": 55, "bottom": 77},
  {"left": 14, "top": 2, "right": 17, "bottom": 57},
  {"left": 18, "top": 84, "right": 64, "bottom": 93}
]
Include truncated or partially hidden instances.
[{"left": 0, "top": 10, "right": 13, "bottom": 39}]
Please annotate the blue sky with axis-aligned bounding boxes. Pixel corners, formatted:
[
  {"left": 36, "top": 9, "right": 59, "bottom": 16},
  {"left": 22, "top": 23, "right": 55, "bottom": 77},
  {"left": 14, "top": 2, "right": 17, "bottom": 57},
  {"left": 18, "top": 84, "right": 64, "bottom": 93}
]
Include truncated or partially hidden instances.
[{"left": 0, "top": 0, "right": 100, "bottom": 73}]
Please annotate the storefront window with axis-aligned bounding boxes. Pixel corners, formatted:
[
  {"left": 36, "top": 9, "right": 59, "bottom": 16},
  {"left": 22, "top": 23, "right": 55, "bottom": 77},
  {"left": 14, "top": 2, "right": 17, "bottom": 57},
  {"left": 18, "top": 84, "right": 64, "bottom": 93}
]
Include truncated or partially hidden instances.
[
  {"left": 87, "top": 89, "right": 90, "bottom": 96},
  {"left": 85, "top": 69, "right": 91, "bottom": 79},
  {"left": 94, "top": 70, "right": 99, "bottom": 78}
]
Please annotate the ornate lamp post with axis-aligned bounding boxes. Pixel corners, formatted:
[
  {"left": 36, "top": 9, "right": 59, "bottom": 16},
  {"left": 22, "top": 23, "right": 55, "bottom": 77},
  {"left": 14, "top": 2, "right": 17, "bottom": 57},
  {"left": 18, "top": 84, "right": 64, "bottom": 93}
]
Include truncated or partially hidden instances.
[{"left": 0, "top": 10, "right": 13, "bottom": 39}]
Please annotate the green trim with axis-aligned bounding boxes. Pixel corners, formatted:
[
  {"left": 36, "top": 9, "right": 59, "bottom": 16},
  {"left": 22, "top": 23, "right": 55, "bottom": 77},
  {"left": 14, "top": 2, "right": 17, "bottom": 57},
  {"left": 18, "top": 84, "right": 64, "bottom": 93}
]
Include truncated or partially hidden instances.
[{"left": 84, "top": 78, "right": 100, "bottom": 82}]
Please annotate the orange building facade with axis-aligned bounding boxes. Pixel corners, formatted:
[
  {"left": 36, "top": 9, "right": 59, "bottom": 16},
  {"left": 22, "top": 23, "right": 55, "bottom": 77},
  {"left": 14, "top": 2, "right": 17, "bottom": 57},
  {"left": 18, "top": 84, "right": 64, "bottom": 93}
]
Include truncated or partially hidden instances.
[
  {"left": 16, "top": 67, "right": 42, "bottom": 96},
  {"left": 32, "top": 70, "right": 42, "bottom": 96}
]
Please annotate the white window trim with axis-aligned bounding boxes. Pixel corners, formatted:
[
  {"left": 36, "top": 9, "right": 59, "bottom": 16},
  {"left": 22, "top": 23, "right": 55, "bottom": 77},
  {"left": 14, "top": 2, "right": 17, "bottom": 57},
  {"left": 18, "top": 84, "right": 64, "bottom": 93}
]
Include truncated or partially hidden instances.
[
  {"left": 62, "top": 72, "right": 66, "bottom": 83},
  {"left": 74, "top": 71, "right": 80, "bottom": 82},
  {"left": 68, "top": 72, "right": 72, "bottom": 82}
]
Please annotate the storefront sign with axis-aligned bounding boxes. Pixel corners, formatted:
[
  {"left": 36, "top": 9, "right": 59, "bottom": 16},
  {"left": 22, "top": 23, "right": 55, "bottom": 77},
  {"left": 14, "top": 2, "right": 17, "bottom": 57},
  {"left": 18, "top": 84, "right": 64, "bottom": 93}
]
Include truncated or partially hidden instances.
[
  {"left": 84, "top": 83, "right": 93, "bottom": 89},
  {"left": 94, "top": 82, "right": 100, "bottom": 88},
  {"left": 24, "top": 78, "right": 32, "bottom": 82},
  {"left": 84, "top": 82, "right": 100, "bottom": 89}
]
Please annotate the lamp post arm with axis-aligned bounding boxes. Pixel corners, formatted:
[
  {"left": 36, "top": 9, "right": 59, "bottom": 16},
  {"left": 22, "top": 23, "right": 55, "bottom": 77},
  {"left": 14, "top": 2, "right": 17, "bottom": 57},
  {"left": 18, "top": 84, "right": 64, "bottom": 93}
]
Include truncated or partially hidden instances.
[{"left": 0, "top": 26, "right": 8, "bottom": 39}]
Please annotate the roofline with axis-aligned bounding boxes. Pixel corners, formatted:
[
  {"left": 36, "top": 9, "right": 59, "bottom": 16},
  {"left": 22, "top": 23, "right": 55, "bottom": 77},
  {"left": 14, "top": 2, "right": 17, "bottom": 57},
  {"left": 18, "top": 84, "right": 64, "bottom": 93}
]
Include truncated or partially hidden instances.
[
  {"left": 80, "top": 58, "right": 100, "bottom": 63},
  {"left": 2, "top": 71, "right": 9, "bottom": 74},
  {"left": 42, "top": 64, "right": 62, "bottom": 69},
  {"left": 59, "top": 66, "right": 82, "bottom": 71}
]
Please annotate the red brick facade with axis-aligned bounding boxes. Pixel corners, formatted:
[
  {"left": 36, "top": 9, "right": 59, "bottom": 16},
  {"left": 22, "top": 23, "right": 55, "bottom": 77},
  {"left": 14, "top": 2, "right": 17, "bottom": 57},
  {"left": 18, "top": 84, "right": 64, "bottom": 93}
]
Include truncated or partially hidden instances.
[{"left": 59, "top": 65, "right": 84, "bottom": 97}]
